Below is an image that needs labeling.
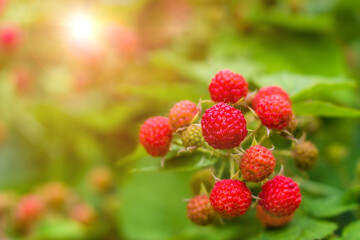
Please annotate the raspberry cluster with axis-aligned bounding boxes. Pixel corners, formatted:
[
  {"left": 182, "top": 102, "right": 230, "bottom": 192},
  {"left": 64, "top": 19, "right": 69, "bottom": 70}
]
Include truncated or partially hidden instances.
[{"left": 139, "top": 69, "right": 320, "bottom": 227}]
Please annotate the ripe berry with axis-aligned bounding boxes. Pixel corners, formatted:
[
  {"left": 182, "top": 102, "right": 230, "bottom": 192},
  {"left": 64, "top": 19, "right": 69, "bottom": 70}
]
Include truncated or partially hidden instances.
[
  {"left": 209, "top": 70, "right": 248, "bottom": 103},
  {"left": 169, "top": 100, "right": 200, "bottom": 130},
  {"left": 292, "top": 141, "right": 318, "bottom": 170},
  {"left": 256, "top": 205, "right": 292, "bottom": 228},
  {"left": 252, "top": 86, "right": 290, "bottom": 107},
  {"left": 210, "top": 179, "right": 252, "bottom": 217},
  {"left": 255, "top": 95, "right": 293, "bottom": 131},
  {"left": 0, "top": 23, "right": 22, "bottom": 51},
  {"left": 201, "top": 103, "right": 247, "bottom": 149},
  {"left": 180, "top": 124, "right": 204, "bottom": 148},
  {"left": 139, "top": 116, "right": 172, "bottom": 157},
  {"left": 240, "top": 145, "right": 276, "bottom": 182},
  {"left": 187, "top": 195, "right": 215, "bottom": 226},
  {"left": 259, "top": 176, "right": 301, "bottom": 216},
  {"left": 14, "top": 195, "right": 44, "bottom": 226}
]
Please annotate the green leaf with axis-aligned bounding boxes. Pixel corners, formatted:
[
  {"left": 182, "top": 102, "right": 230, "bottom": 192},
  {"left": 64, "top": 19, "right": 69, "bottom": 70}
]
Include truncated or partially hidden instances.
[
  {"left": 254, "top": 215, "right": 337, "bottom": 240},
  {"left": 32, "top": 218, "right": 86, "bottom": 240},
  {"left": 342, "top": 220, "right": 360, "bottom": 240},
  {"left": 302, "top": 194, "right": 358, "bottom": 218},
  {"left": 293, "top": 101, "right": 360, "bottom": 117},
  {"left": 252, "top": 72, "right": 353, "bottom": 100}
]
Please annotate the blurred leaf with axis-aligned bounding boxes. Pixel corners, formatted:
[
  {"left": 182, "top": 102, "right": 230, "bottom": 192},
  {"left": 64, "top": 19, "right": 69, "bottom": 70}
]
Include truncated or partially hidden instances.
[
  {"left": 252, "top": 72, "right": 354, "bottom": 101},
  {"left": 302, "top": 194, "right": 358, "bottom": 218},
  {"left": 293, "top": 101, "right": 360, "bottom": 117},
  {"left": 253, "top": 215, "right": 337, "bottom": 240},
  {"left": 33, "top": 218, "right": 86, "bottom": 240},
  {"left": 342, "top": 220, "right": 360, "bottom": 240}
]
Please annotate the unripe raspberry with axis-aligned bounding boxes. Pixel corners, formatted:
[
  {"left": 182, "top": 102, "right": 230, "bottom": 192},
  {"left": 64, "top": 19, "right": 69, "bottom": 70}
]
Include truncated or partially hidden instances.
[
  {"left": 256, "top": 205, "right": 292, "bottom": 228},
  {"left": 240, "top": 145, "right": 276, "bottom": 182},
  {"left": 292, "top": 141, "right": 318, "bottom": 170},
  {"left": 139, "top": 116, "right": 172, "bottom": 157},
  {"left": 259, "top": 176, "right": 301, "bottom": 216},
  {"left": 209, "top": 70, "right": 248, "bottom": 103},
  {"left": 169, "top": 100, "right": 200, "bottom": 130},
  {"left": 187, "top": 195, "right": 215, "bottom": 225},
  {"left": 0, "top": 23, "right": 22, "bottom": 51},
  {"left": 39, "top": 182, "right": 69, "bottom": 208},
  {"left": 70, "top": 203, "right": 95, "bottom": 225},
  {"left": 14, "top": 195, "right": 44, "bottom": 226},
  {"left": 255, "top": 95, "right": 293, "bottom": 131},
  {"left": 252, "top": 86, "right": 290, "bottom": 107},
  {"left": 210, "top": 179, "right": 252, "bottom": 217},
  {"left": 90, "top": 167, "right": 114, "bottom": 193},
  {"left": 201, "top": 103, "right": 248, "bottom": 149},
  {"left": 180, "top": 125, "right": 204, "bottom": 148}
]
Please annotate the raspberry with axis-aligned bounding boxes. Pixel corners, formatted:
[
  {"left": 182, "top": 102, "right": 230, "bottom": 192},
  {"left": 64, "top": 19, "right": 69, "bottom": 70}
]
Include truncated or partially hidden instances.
[
  {"left": 209, "top": 70, "right": 248, "bottom": 103},
  {"left": 201, "top": 103, "right": 248, "bottom": 149},
  {"left": 70, "top": 203, "right": 95, "bottom": 225},
  {"left": 139, "top": 116, "right": 172, "bottom": 157},
  {"left": 0, "top": 23, "right": 22, "bottom": 51},
  {"left": 180, "top": 125, "right": 204, "bottom": 148},
  {"left": 240, "top": 145, "right": 276, "bottom": 182},
  {"left": 255, "top": 95, "right": 293, "bottom": 131},
  {"left": 292, "top": 141, "right": 318, "bottom": 170},
  {"left": 252, "top": 86, "right": 290, "bottom": 107},
  {"left": 187, "top": 195, "right": 215, "bottom": 225},
  {"left": 90, "top": 167, "right": 114, "bottom": 193},
  {"left": 169, "top": 100, "right": 200, "bottom": 130},
  {"left": 256, "top": 205, "right": 292, "bottom": 228},
  {"left": 210, "top": 179, "right": 252, "bottom": 217},
  {"left": 14, "top": 195, "right": 44, "bottom": 225},
  {"left": 259, "top": 176, "right": 301, "bottom": 216},
  {"left": 39, "top": 182, "right": 69, "bottom": 208},
  {"left": 286, "top": 114, "right": 297, "bottom": 133}
]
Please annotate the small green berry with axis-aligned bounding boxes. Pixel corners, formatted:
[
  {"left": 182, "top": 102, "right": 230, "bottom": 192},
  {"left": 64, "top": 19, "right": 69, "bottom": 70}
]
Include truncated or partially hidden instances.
[
  {"left": 292, "top": 141, "right": 318, "bottom": 170},
  {"left": 181, "top": 125, "right": 204, "bottom": 149}
]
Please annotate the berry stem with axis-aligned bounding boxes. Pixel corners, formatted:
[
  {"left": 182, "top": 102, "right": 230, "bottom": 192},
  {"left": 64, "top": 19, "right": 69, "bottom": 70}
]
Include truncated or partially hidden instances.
[
  {"left": 217, "top": 161, "right": 226, "bottom": 179},
  {"left": 242, "top": 123, "right": 263, "bottom": 147},
  {"left": 272, "top": 150, "right": 292, "bottom": 157},
  {"left": 229, "top": 159, "right": 235, "bottom": 178}
]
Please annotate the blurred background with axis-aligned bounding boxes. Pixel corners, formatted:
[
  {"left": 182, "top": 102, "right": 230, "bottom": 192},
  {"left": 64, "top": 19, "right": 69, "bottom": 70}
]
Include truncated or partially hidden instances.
[{"left": 0, "top": 0, "right": 360, "bottom": 239}]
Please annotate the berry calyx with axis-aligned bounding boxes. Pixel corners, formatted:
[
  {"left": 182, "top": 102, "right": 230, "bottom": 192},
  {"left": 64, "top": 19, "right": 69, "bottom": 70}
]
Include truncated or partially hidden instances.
[
  {"left": 256, "top": 205, "right": 292, "bottom": 228},
  {"left": 252, "top": 86, "right": 290, "bottom": 107},
  {"left": 292, "top": 141, "right": 318, "bottom": 170},
  {"left": 210, "top": 179, "right": 252, "bottom": 217},
  {"left": 187, "top": 195, "right": 215, "bottom": 226},
  {"left": 201, "top": 103, "right": 248, "bottom": 149},
  {"left": 169, "top": 100, "right": 200, "bottom": 130},
  {"left": 209, "top": 70, "right": 248, "bottom": 104},
  {"left": 240, "top": 145, "right": 276, "bottom": 182},
  {"left": 259, "top": 176, "right": 301, "bottom": 216},
  {"left": 255, "top": 95, "right": 293, "bottom": 131},
  {"left": 180, "top": 124, "right": 204, "bottom": 149},
  {"left": 139, "top": 116, "right": 173, "bottom": 157}
]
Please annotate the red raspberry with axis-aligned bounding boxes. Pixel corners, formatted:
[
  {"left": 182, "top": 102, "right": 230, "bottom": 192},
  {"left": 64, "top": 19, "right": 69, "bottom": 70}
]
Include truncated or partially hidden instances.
[
  {"left": 210, "top": 179, "right": 252, "bottom": 217},
  {"left": 187, "top": 195, "right": 215, "bottom": 225},
  {"left": 240, "top": 145, "right": 276, "bottom": 182},
  {"left": 169, "top": 100, "right": 200, "bottom": 130},
  {"left": 209, "top": 70, "right": 248, "bottom": 103},
  {"left": 256, "top": 205, "right": 292, "bottom": 228},
  {"left": 70, "top": 203, "right": 95, "bottom": 225},
  {"left": 139, "top": 116, "right": 172, "bottom": 157},
  {"left": 0, "top": 23, "right": 22, "bottom": 51},
  {"left": 201, "top": 103, "right": 248, "bottom": 149},
  {"left": 255, "top": 95, "right": 293, "bottom": 130},
  {"left": 259, "top": 176, "right": 301, "bottom": 216},
  {"left": 14, "top": 195, "right": 44, "bottom": 225},
  {"left": 252, "top": 86, "right": 290, "bottom": 107}
]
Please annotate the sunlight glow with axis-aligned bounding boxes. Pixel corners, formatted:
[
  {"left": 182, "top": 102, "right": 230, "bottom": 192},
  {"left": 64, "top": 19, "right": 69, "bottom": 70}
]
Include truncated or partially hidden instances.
[{"left": 66, "top": 13, "right": 95, "bottom": 42}]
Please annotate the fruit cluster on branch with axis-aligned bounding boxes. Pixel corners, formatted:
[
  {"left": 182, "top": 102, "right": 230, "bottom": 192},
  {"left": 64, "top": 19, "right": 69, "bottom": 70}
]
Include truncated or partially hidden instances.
[{"left": 139, "top": 70, "right": 319, "bottom": 227}]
